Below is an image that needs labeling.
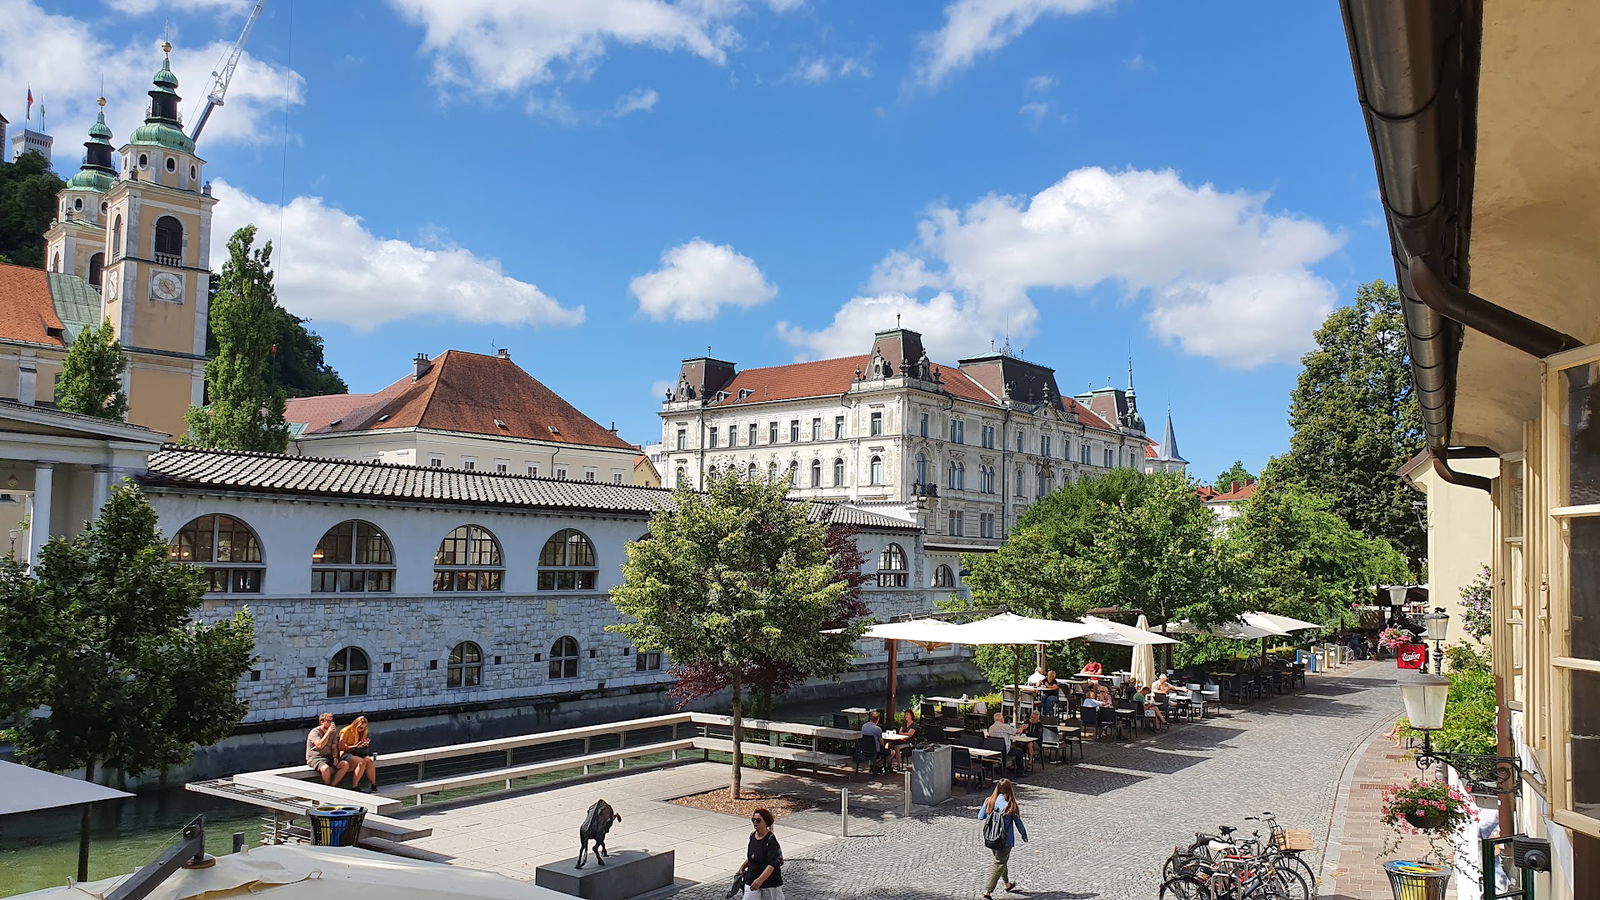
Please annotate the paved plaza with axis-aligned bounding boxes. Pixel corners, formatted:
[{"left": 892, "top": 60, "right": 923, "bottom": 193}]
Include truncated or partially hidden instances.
[{"left": 390, "top": 661, "right": 1404, "bottom": 899}]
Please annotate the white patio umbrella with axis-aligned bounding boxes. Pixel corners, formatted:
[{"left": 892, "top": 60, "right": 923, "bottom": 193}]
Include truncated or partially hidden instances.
[
  {"left": 1242, "top": 611, "right": 1324, "bottom": 633},
  {"left": 1162, "top": 619, "right": 1287, "bottom": 641},
  {"left": 945, "top": 613, "right": 1101, "bottom": 721},
  {"left": 1078, "top": 616, "right": 1182, "bottom": 647},
  {"left": 14, "top": 844, "right": 568, "bottom": 900},
  {"left": 0, "top": 760, "right": 133, "bottom": 816},
  {"left": 1131, "top": 614, "right": 1158, "bottom": 687}
]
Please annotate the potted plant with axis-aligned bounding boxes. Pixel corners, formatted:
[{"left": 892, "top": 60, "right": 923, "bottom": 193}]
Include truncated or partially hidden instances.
[
  {"left": 1377, "top": 777, "right": 1475, "bottom": 898},
  {"left": 1378, "top": 626, "right": 1416, "bottom": 652}
]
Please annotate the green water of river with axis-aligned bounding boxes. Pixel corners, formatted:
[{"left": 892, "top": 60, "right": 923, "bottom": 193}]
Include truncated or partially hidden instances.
[{"left": 1, "top": 790, "right": 262, "bottom": 897}]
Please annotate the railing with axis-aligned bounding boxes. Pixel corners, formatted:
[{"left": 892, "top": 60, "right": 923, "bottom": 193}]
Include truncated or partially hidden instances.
[
  {"left": 154, "top": 252, "right": 182, "bottom": 267},
  {"left": 912, "top": 482, "right": 939, "bottom": 498}
]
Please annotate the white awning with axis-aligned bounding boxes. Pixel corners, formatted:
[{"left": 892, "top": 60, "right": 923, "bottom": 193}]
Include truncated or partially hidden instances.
[
  {"left": 946, "top": 612, "right": 1100, "bottom": 645},
  {"left": 857, "top": 618, "right": 972, "bottom": 646},
  {"left": 1079, "top": 616, "right": 1182, "bottom": 646},
  {"left": 1163, "top": 619, "right": 1286, "bottom": 641},
  {"left": 1243, "top": 611, "right": 1323, "bottom": 633},
  {"left": 0, "top": 760, "right": 133, "bottom": 816},
  {"left": 14, "top": 844, "right": 568, "bottom": 899}
]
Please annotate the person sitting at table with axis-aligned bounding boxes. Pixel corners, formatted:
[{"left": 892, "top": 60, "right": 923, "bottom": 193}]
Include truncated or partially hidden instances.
[
  {"left": 1095, "top": 686, "right": 1116, "bottom": 708},
  {"left": 1082, "top": 660, "right": 1104, "bottom": 677},
  {"left": 986, "top": 712, "right": 1028, "bottom": 777},
  {"left": 1022, "top": 710, "right": 1045, "bottom": 763},
  {"left": 1026, "top": 665, "right": 1047, "bottom": 686},
  {"left": 861, "top": 710, "right": 890, "bottom": 773},
  {"left": 1039, "top": 671, "right": 1060, "bottom": 717},
  {"left": 890, "top": 710, "right": 920, "bottom": 770},
  {"left": 1132, "top": 687, "right": 1167, "bottom": 729}
]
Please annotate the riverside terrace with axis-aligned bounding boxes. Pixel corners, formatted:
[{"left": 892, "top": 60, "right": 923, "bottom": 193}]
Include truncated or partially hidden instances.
[{"left": 188, "top": 657, "right": 1383, "bottom": 897}]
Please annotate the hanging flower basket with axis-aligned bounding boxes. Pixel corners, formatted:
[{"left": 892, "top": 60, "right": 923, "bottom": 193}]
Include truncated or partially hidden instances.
[
  {"left": 1403, "top": 807, "right": 1447, "bottom": 830},
  {"left": 1378, "top": 627, "right": 1417, "bottom": 651},
  {"left": 1380, "top": 778, "right": 1473, "bottom": 836}
]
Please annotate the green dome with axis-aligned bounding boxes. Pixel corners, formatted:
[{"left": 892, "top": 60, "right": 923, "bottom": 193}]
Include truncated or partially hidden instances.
[
  {"left": 129, "top": 121, "right": 195, "bottom": 153},
  {"left": 88, "top": 111, "right": 112, "bottom": 141},
  {"left": 65, "top": 169, "right": 115, "bottom": 193},
  {"left": 153, "top": 58, "right": 179, "bottom": 92}
]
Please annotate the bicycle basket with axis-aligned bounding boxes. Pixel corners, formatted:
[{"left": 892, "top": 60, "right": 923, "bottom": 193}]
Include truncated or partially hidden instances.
[{"left": 1273, "top": 829, "right": 1313, "bottom": 852}]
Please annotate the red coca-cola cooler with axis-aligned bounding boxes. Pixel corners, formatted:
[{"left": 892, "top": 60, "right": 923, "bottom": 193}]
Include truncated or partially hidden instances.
[{"left": 1396, "top": 643, "right": 1428, "bottom": 670}]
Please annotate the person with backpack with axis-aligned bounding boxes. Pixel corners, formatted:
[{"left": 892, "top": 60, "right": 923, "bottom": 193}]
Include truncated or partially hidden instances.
[{"left": 978, "top": 778, "right": 1028, "bottom": 898}]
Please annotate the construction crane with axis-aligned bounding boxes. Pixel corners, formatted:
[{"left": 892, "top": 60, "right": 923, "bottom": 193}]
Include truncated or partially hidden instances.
[{"left": 189, "top": 0, "right": 267, "bottom": 142}]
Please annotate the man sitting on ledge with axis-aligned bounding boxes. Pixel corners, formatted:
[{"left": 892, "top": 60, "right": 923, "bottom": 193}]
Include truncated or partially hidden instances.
[{"left": 306, "top": 712, "right": 353, "bottom": 786}]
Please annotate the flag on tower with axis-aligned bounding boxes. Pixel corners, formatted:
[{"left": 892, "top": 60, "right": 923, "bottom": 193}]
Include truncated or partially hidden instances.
[{"left": 25, "top": 86, "right": 32, "bottom": 121}]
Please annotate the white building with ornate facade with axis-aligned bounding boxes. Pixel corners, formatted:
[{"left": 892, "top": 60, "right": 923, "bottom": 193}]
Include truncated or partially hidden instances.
[{"left": 657, "top": 328, "right": 1186, "bottom": 589}]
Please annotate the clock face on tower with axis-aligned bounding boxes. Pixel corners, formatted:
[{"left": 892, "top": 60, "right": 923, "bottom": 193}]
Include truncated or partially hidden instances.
[{"left": 151, "top": 270, "right": 183, "bottom": 302}]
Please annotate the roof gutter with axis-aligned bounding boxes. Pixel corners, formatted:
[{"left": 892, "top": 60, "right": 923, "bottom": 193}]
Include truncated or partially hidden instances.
[{"left": 1342, "top": 1, "right": 1582, "bottom": 468}]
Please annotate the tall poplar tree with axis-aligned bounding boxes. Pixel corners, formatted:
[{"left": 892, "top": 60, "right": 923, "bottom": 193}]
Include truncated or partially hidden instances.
[
  {"left": 55, "top": 319, "right": 127, "bottom": 420},
  {"left": 1274, "top": 280, "right": 1425, "bottom": 568},
  {"left": 185, "top": 226, "right": 289, "bottom": 451}
]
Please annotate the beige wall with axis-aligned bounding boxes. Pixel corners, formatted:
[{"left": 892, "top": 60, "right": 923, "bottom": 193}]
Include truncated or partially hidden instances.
[
  {"left": 1409, "top": 456, "right": 1500, "bottom": 645},
  {"left": 127, "top": 359, "right": 197, "bottom": 437},
  {"left": 294, "top": 429, "right": 646, "bottom": 485}
]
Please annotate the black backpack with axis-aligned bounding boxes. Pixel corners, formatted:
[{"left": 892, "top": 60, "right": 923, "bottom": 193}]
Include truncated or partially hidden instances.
[{"left": 983, "top": 806, "right": 1008, "bottom": 850}]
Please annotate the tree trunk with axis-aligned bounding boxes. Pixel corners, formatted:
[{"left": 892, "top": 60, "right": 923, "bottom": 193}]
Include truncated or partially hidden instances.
[
  {"left": 78, "top": 759, "right": 96, "bottom": 882},
  {"left": 730, "top": 671, "right": 743, "bottom": 800}
]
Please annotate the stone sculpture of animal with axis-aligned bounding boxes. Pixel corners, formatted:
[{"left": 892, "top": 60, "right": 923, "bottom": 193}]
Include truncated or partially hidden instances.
[{"left": 576, "top": 798, "right": 621, "bottom": 868}]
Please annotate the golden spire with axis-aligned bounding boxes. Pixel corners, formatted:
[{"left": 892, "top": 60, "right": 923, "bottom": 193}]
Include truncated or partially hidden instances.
[{"left": 162, "top": 40, "right": 173, "bottom": 56}]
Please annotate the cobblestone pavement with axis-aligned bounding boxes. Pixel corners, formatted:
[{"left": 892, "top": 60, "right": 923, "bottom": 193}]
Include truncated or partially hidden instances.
[{"left": 673, "top": 662, "right": 1402, "bottom": 900}]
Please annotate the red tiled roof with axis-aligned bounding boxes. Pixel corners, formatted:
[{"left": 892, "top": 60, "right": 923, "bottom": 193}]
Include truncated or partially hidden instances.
[
  {"left": 288, "top": 350, "right": 635, "bottom": 450},
  {"left": 708, "top": 354, "right": 1120, "bottom": 432},
  {"left": 1198, "top": 480, "right": 1256, "bottom": 503},
  {"left": 0, "top": 262, "right": 67, "bottom": 346}
]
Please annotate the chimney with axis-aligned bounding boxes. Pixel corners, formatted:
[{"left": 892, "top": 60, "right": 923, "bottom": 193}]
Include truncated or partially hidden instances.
[
  {"left": 16, "top": 359, "right": 36, "bottom": 406},
  {"left": 413, "top": 352, "right": 433, "bottom": 381},
  {"left": 497, "top": 348, "right": 510, "bottom": 360}
]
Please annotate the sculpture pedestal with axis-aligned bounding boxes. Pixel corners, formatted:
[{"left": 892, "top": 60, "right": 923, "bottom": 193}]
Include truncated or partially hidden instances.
[{"left": 534, "top": 850, "right": 675, "bottom": 899}]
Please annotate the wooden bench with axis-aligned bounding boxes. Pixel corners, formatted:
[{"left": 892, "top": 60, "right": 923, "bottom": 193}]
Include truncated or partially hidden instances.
[
  {"left": 689, "top": 737, "right": 854, "bottom": 776},
  {"left": 233, "top": 770, "right": 404, "bottom": 815},
  {"left": 383, "top": 738, "right": 697, "bottom": 804}
]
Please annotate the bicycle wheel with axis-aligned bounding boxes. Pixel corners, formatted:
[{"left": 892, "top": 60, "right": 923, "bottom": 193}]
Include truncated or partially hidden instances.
[
  {"left": 1266, "top": 864, "right": 1311, "bottom": 900},
  {"left": 1158, "top": 874, "right": 1214, "bottom": 900},
  {"left": 1283, "top": 853, "right": 1318, "bottom": 891}
]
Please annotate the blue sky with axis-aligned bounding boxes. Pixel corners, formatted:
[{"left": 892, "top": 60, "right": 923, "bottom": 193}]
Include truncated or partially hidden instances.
[{"left": 8, "top": 1, "right": 1388, "bottom": 482}]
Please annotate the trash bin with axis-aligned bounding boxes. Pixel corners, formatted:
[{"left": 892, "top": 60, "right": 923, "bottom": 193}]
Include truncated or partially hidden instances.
[
  {"left": 910, "top": 745, "right": 951, "bottom": 806},
  {"left": 307, "top": 805, "right": 366, "bottom": 846},
  {"left": 1382, "top": 860, "right": 1452, "bottom": 900}
]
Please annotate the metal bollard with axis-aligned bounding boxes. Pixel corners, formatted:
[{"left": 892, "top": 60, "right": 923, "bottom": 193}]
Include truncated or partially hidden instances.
[
  {"left": 840, "top": 787, "right": 849, "bottom": 836},
  {"left": 903, "top": 769, "right": 912, "bottom": 817}
]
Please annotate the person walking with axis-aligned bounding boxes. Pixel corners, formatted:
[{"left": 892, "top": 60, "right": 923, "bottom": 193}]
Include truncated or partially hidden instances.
[
  {"left": 736, "top": 807, "right": 784, "bottom": 899},
  {"left": 978, "top": 778, "right": 1028, "bottom": 899}
]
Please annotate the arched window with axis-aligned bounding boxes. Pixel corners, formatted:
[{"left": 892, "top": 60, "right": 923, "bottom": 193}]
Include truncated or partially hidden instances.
[
  {"left": 153, "top": 215, "right": 183, "bottom": 264},
  {"left": 675, "top": 466, "right": 687, "bottom": 488},
  {"left": 934, "top": 565, "right": 955, "bottom": 588},
  {"left": 915, "top": 453, "right": 927, "bottom": 485},
  {"left": 50, "top": 252, "right": 60, "bottom": 272},
  {"left": 877, "top": 543, "right": 907, "bottom": 587},
  {"left": 87, "top": 252, "right": 104, "bottom": 289},
  {"left": 539, "top": 528, "right": 597, "bottom": 590},
  {"left": 433, "top": 525, "right": 503, "bottom": 591},
  {"left": 810, "top": 459, "right": 822, "bottom": 487},
  {"left": 747, "top": 462, "right": 758, "bottom": 480},
  {"left": 788, "top": 462, "right": 799, "bottom": 486},
  {"left": 549, "top": 635, "right": 580, "bottom": 679},
  {"left": 169, "top": 514, "right": 263, "bottom": 593},
  {"left": 111, "top": 215, "right": 123, "bottom": 259},
  {"left": 833, "top": 457, "right": 845, "bottom": 486},
  {"left": 768, "top": 461, "right": 779, "bottom": 481},
  {"left": 447, "top": 641, "right": 483, "bottom": 688},
  {"left": 327, "top": 647, "right": 369, "bottom": 698},
  {"left": 869, "top": 456, "right": 883, "bottom": 485},
  {"left": 1015, "top": 466, "right": 1026, "bottom": 496},
  {"left": 312, "top": 520, "right": 394, "bottom": 593}
]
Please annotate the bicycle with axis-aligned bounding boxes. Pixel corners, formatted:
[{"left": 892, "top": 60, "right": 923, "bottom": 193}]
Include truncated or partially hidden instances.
[
  {"left": 1162, "top": 814, "right": 1312, "bottom": 900},
  {"left": 1158, "top": 851, "right": 1293, "bottom": 900}
]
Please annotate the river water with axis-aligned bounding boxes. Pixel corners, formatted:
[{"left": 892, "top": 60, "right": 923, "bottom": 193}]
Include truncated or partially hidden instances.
[{"left": 0, "top": 680, "right": 987, "bottom": 896}]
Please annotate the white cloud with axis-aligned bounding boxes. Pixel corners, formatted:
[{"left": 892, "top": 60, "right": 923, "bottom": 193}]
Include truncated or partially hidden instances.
[
  {"left": 1025, "top": 74, "right": 1055, "bottom": 93},
  {"left": 613, "top": 87, "right": 659, "bottom": 115},
  {"left": 789, "top": 55, "right": 870, "bottom": 83},
  {"left": 386, "top": 0, "right": 745, "bottom": 95},
  {"left": 650, "top": 379, "right": 675, "bottom": 400},
  {"left": 0, "top": 3, "right": 302, "bottom": 152},
  {"left": 1018, "top": 100, "right": 1050, "bottom": 126},
  {"left": 781, "top": 167, "right": 1342, "bottom": 368},
  {"left": 631, "top": 239, "right": 777, "bottom": 322},
  {"left": 915, "top": 0, "right": 1114, "bottom": 87},
  {"left": 766, "top": 0, "right": 805, "bottom": 11},
  {"left": 103, "top": 0, "right": 246, "bottom": 14},
  {"left": 209, "top": 181, "right": 584, "bottom": 330},
  {"left": 777, "top": 291, "right": 1021, "bottom": 362}
]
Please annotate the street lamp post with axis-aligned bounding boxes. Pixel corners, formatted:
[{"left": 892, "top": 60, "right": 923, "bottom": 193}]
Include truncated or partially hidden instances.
[
  {"left": 1398, "top": 672, "right": 1521, "bottom": 795},
  {"left": 1419, "top": 608, "right": 1450, "bottom": 675}
]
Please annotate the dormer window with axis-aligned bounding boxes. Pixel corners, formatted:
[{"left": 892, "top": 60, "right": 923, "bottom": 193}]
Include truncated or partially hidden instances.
[
  {"left": 548, "top": 426, "right": 560, "bottom": 435},
  {"left": 494, "top": 419, "right": 507, "bottom": 429}
]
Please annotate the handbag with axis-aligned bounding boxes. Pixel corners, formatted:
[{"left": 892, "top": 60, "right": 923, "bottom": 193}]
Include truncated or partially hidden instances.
[{"left": 724, "top": 874, "right": 744, "bottom": 898}]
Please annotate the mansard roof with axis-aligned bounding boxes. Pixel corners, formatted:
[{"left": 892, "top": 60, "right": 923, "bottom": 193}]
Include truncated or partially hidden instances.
[
  {"left": 698, "top": 353, "right": 1119, "bottom": 433},
  {"left": 139, "top": 446, "right": 921, "bottom": 532},
  {"left": 286, "top": 350, "right": 635, "bottom": 451}
]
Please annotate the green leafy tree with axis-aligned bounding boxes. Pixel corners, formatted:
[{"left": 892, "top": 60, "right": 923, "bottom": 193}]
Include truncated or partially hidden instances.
[
  {"left": 1214, "top": 460, "right": 1254, "bottom": 490},
  {"left": 0, "top": 151, "right": 64, "bottom": 267},
  {"left": 962, "top": 469, "right": 1233, "bottom": 684},
  {"left": 1222, "top": 478, "right": 1409, "bottom": 632},
  {"left": 204, "top": 276, "right": 348, "bottom": 398},
  {"left": 185, "top": 226, "right": 289, "bottom": 451},
  {"left": 1275, "top": 280, "right": 1425, "bottom": 567},
  {"left": 0, "top": 484, "right": 254, "bottom": 880},
  {"left": 55, "top": 319, "right": 127, "bottom": 420},
  {"left": 609, "top": 470, "right": 868, "bottom": 798}
]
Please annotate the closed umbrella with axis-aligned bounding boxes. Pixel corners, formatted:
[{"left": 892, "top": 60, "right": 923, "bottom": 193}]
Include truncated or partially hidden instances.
[{"left": 1131, "top": 614, "right": 1158, "bottom": 687}]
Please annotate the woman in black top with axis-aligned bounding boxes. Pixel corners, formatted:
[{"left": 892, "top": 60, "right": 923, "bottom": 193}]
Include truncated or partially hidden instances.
[{"left": 737, "top": 807, "right": 784, "bottom": 899}]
